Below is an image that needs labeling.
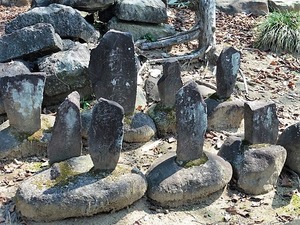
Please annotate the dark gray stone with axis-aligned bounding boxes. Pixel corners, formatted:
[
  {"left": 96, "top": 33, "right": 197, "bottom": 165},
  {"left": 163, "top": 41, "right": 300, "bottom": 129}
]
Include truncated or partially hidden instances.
[
  {"left": 0, "top": 60, "right": 32, "bottom": 114},
  {"left": 216, "top": 47, "right": 241, "bottom": 99},
  {"left": 277, "top": 122, "right": 300, "bottom": 174},
  {"left": 244, "top": 100, "right": 279, "bottom": 144},
  {"left": 38, "top": 42, "right": 92, "bottom": 106},
  {"left": 53, "top": 0, "right": 114, "bottom": 12},
  {"left": 0, "top": 23, "right": 63, "bottom": 63},
  {"left": 81, "top": 108, "right": 92, "bottom": 140},
  {"left": 0, "top": 73, "right": 46, "bottom": 133},
  {"left": 107, "top": 17, "right": 176, "bottom": 41},
  {"left": 47, "top": 91, "right": 82, "bottom": 164},
  {"left": 175, "top": 81, "right": 207, "bottom": 163},
  {"left": 5, "top": 4, "right": 100, "bottom": 43},
  {"left": 16, "top": 155, "right": 147, "bottom": 221},
  {"left": 218, "top": 136, "right": 287, "bottom": 195},
  {"left": 88, "top": 98, "right": 124, "bottom": 171},
  {"left": 114, "top": 0, "right": 168, "bottom": 24},
  {"left": 145, "top": 75, "right": 161, "bottom": 102},
  {"left": 158, "top": 59, "right": 183, "bottom": 108},
  {"left": 146, "top": 151, "right": 232, "bottom": 207},
  {"left": 88, "top": 30, "right": 137, "bottom": 115}
]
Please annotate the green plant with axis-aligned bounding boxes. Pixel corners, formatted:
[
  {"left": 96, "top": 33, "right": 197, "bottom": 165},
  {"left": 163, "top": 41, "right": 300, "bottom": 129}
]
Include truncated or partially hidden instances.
[
  {"left": 142, "top": 33, "right": 157, "bottom": 42},
  {"left": 254, "top": 11, "right": 300, "bottom": 55}
]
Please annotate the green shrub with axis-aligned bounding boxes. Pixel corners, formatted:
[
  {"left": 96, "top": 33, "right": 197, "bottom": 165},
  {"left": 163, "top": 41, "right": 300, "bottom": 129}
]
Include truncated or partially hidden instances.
[{"left": 254, "top": 11, "right": 300, "bottom": 55}]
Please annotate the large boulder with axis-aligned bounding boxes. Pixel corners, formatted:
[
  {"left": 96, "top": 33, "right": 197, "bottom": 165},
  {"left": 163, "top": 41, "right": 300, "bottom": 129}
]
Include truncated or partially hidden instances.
[
  {"left": 31, "top": 0, "right": 114, "bottom": 11},
  {"left": 268, "top": 0, "right": 300, "bottom": 12},
  {"left": 107, "top": 17, "right": 176, "bottom": 41},
  {"left": 277, "top": 122, "right": 300, "bottom": 174},
  {"left": 5, "top": 4, "right": 100, "bottom": 43},
  {"left": 38, "top": 42, "right": 92, "bottom": 106},
  {"left": 114, "top": 0, "right": 168, "bottom": 24},
  {"left": 0, "top": 23, "right": 63, "bottom": 63},
  {"left": 16, "top": 155, "right": 147, "bottom": 221},
  {"left": 216, "top": 0, "right": 269, "bottom": 15}
]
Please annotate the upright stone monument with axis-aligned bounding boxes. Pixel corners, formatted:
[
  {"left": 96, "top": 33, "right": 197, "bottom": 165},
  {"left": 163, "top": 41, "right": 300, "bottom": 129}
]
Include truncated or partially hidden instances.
[
  {"left": 216, "top": 47, "right": 241, "bottom": 99},
  {"left": 0, "top": 73, "right": 46, "bottom": 133},
  {"left": 158, "top": 59, "right": 183, "bottom": 108},
  {"left": 244, "top": 100, "right": 279, "bottom": 144},
  {"left": 88, "top": 29, "right": 137, "bottom": 114},
  {"left": 88, "top": 98, "right": 124, "bottom": 171},
  {"left": 175, "top": 81, "right": 207, "bottom": 163},
  {"left": 47, "top": 91, "right": 82, "bottom": 164}
]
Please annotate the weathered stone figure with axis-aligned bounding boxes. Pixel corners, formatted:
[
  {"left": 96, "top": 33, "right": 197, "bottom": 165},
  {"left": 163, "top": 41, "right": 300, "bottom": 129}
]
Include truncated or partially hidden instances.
[
  {"left": 175, "top": 81, "right": 207, "bottom": 162},
  {"left": 88, "top": 98, "right": 124, "bottom": 171},
  {"left": 0, "top": 73, "right": 46, "bottom": 133},
  {"left": 88, "top": 29, "right": 137, "bottom": 115},
  {"left": 47, "top": 91, "right": 82, "bottom": 164}
]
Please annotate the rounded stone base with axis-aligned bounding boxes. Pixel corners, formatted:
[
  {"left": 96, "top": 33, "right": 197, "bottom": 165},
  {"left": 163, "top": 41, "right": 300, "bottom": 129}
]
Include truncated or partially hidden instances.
[
  {"left": 146, "top": 151, "right": 232, "bottom": 207},
  {"left": 16, "top": 155, "right": 147, "bottom": 222}
]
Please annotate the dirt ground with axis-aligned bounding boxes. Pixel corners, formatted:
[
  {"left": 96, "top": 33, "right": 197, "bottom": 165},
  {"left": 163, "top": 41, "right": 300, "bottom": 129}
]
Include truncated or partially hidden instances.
[{"left": 0, "top": 3, "right": 300, "bottom": 225}]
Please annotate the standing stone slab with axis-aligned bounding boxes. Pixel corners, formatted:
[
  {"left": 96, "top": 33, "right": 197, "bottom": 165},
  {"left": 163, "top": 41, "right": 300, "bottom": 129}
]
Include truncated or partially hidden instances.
[
  {"left": 88, "top": 98, "right": 124, "bottom": 171},
  {"left": 216, "top": 47, "right": 241, "bottom": 99},
  {"left": 175, "top": 81, "right": 207, "bottom": 162},
  {"left": 0, "top": 73, "right": 45, "bottom": 133},
  {"left": 244, "top": 100, "right": 279, "bottom": 144},
  {"left": 158, "top": 59, "right": 183, "bottom": 108},
  {"left": 47, "top": 91, "right": 82, "bottom": 164},
  {"left": 0, "top": 23, "right": 63, "bottom": 63},
  {"left": 89, "top": 30, "right": 137, "bottom": 115}
]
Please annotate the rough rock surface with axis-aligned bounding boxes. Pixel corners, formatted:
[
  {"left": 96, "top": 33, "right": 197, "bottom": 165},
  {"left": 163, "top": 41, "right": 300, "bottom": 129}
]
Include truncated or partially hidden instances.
[
  {"left": 216, "top": 0, "right": 269, "bottom": 15},
  {"left": 0, "top": 23, "right": 63, "bottom": 63},
  {"left": 146, "top": 151, "right": 232, "bottom": 207},
  {"left": 107, "top": 17, "right": 176, "bottom": 41},
  {"left": 0, "top": 115, "right": 55, "bottom": 160},
  {"left": 277, "top": 122, "right": 300, "bottom": 174},
  {"left": 268, "top": 0, "right": 300, "bottom": 12},
  {"left": 16, "top": 155, "right": 147, "bottom": 222},
  {"left": 114, "top": 0, "right": 168, "bottom": 24},
  {"left": 5, "top": 4, "right": 100, "bottom": 43},
  {"left": 206, "top": 98, "right": 244, "bottom": 132},
  {"left": 218, "top": 136, "right": 287, "bottom": 195},
  {"left": 38, "top": 42, "right": 91, "bottom": 106}
]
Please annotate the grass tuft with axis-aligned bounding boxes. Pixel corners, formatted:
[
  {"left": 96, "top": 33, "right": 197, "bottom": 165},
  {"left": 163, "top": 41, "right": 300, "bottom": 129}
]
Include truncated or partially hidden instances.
[{"left": 254, "top": 11, "right": 300, "bottom": 55}]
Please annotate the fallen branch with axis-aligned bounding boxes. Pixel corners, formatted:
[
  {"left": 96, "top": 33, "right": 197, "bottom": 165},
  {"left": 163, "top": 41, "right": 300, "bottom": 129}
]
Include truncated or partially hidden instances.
[
  {"left": 148, "top": 46, "right": 206, "bottom": 64},
  {"left": 195, "top": 79, "right": 217, "bottom": 91},
  {"left": 136, "top": 24, "right": 200, "bottom": 50},
  {"left": 239, "top": 68, "right": 249, "bottom": 94}
]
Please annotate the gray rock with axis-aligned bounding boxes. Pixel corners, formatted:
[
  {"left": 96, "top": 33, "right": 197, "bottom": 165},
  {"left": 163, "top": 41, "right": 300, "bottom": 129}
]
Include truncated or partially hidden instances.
[
  {"left": 206, "top": 98, "right": 244, "bottom": 132},
  {"left": 146, "top": 151, "right": 232, "bottom": 207},
  {"left": 244, "top": 100, "right": 279, "bottom": 145},
  {"left": 16, "top": 155, "right": 147, "bottom": 221},
  {"left": 158, "top": 59, "right": 183, "bottom": 108},
  {"left": 53, "top": 0, "right": 114, "bottom": 12},
  {"left": 218, "top": 136, "right": 287, "bottom": 195},
  {"left": 216, "top": 0, "right": 269, "bottom": 15},
  {"left": 107, "top": 17, "right": 176, "bottom": 41},
  {"left": 5, "top": 4, "right": 100, "bottom": 43},
  {"left": 216, "top": 47, "right": 241, "bottom": 100},
  {"left": 0, "top": 73, "right": 46, "bottom": 133},
  {"left": 124, "top": 112, "right": 156, "bottom": 143},
  {"left": 47, "top": 91, "right": 82, "bottom": 164},
  {"left": 88, "top": 98, "right": 124, "bottom": 171},
  {"left": 114, "top": 0, "right": 168, "bottom": 24},
  {"left": 81, "top": 108, "right": 92, "bottom": 140},
  {"left": 135, "top": 86, "right": 147, "bottom": 111},
  {"left": 0, "top": 60, "right": 32, "bottom": 114},
  {"left": 145, "top": 75, "right": 161, "bottom": 102},
  {"left": 0, "top": 115, "right": 55, "bottom": 160},
  {"left": 0, "top": 23, "right": 63, "bottom": 63},
  {"left": 146, "top": 103, "right": 176, "bottom": 137},
  {"left": 176, "top": 81, "right": 207, "bottom": 163},
  {"left": 88, "top": 30, "right": 137, "bottom": 115},
  {"left": 277, "top": 122, "right": 300, "bottom": 174},
  {"left": 268, "top": 0, "right": 300, "bottom": 12},
  {"left": 38, "top": 42, "right": 92, "bottom": 106},
  {"left": 31, "top": 0, "right": 52, "bottom": 7}
]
